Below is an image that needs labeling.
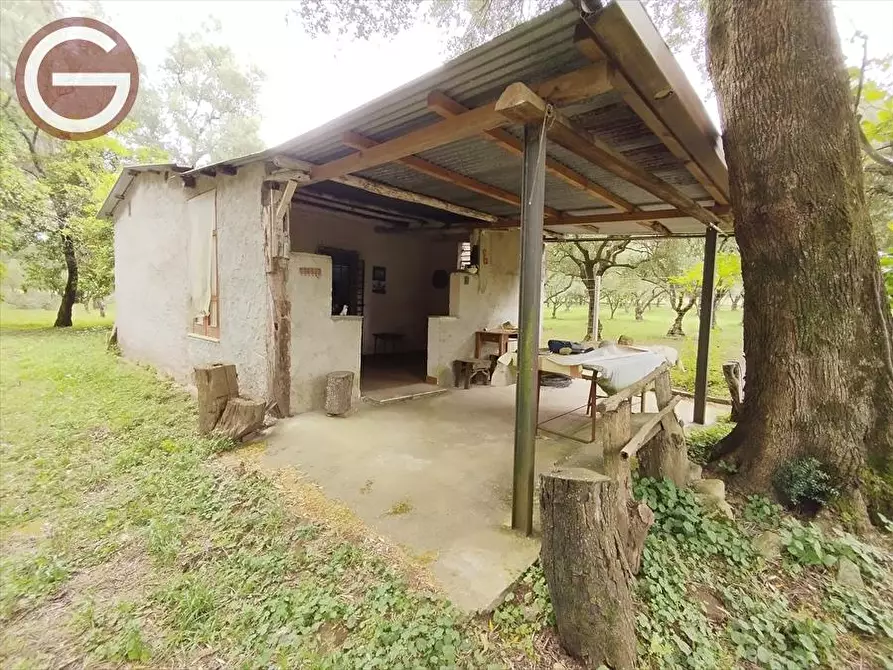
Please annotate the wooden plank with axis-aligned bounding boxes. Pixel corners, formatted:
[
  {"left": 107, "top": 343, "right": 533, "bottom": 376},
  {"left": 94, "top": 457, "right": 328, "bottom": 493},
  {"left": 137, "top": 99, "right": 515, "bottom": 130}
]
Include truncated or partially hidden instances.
[
  {"left": 335, "top": 173, "right": 497, "bottom": 222},
  {"left": 620, "top": 396, "right": 682, "bottom": 460},
  {"left": 427, "top": 90, "right": 634, "bottom": 211},
  {"left": 341, "top": 130, "right": 562, "bottom": 218},
  {"left": 309, "top": 102, "right": 509, "bottom": 183},
  {"left": 495, "top": 83, "right": 723, "bottom": 230},
  {"left": 576, "top": 7, "right": 730, "bottom": 202},
  {"left": 270, "top": 154, "right": 497, "bottom": 223},
  {"left": 500, "top": 205, "right": 731, "bottom": 228},
  {"left": 532, "top": 60, "right": 612, "bottom": 106},
  {"left": 598, "top": 363, "right": 670, "bottom": 413},
  {"left": 275, "top": 179, "right": 298, "bottom": 221}
]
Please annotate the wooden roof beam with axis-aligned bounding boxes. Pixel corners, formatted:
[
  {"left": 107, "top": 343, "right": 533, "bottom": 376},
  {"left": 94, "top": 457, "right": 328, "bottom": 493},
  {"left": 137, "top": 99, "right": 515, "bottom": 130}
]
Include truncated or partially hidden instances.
[
  {"left": 495, "top": 205, "right": 730, "bottom": 228},
  {"left": 271, "top": 155, "right": 498, "bottom": 223},
  {"left": 495, "top": 83, "right": 724, "bottom": 231},
  {"left": 341, "top": 130, "right": 562, "bottom": 218},
  {"left": 426, "top": 90, "right": 633, "bottom": 212},
  {"left": 573, "top": 12, "right": 730, "bottom": 204},
  {"left": 309, "top": 101, "right": 510, "bottom": 183}
]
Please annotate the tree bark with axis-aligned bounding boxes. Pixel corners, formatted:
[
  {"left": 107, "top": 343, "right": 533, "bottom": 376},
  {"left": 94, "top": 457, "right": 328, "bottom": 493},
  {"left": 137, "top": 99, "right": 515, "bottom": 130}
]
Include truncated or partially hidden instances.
[
  {"left": 540, "top": 468, "right": 643, "bottom": 670},
  {"left": 666, "top": 310, "right": 687, "bottom": 337},
  {"left": 707, "top": 0, "right": 893, "bottom": 496},
  {"left": 722, "top": 361, "right": 743, "bottom": 422},
  {"left": 54, "top": 233, "right": 78, "bottom": 328},
  {"left": 214, "top": 397, "right": 266, "bottom": 440}
]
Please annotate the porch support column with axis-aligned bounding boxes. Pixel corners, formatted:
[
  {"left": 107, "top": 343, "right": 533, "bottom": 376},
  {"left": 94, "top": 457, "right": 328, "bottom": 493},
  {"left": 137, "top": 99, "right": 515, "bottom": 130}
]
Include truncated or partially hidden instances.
[
  {"left": 512, "top": 122, "right": 546, "bottom": 535},
  {"left": 693, "top": 228, "right": 718, "bottom": 424}
]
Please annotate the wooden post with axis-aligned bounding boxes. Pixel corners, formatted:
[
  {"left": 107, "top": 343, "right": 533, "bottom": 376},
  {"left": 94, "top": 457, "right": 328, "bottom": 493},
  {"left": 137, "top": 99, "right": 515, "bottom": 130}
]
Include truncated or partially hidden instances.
[
  {"left": 264, "top": 183, "right": 294, "bottom": 417},
  {"left": 693, "top": 228, "right": 717, "bottom": 423},
  {"left": 540, "top": 467, "right": 650, "bottom": 670},
  {"left": 512, "top": 121, "right": 546, "bottom": 535},
  {"left": 722, "top": 360, "right": 743, "bottom": 421}
]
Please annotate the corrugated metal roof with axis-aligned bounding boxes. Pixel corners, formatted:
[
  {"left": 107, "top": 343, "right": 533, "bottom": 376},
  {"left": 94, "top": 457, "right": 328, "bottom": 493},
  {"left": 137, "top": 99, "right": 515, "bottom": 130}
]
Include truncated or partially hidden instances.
[
  {"left": 110, "top": 1, "right": 728, "bottom": 237},
  {"left": 98, "top": 163, "right": 190, "bottom": 219}
]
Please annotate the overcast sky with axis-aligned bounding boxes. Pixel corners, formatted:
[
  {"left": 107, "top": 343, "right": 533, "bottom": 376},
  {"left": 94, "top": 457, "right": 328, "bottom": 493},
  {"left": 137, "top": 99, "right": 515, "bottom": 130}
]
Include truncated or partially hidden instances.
[{"left": 65, "top": 0, "right": 893, "bottom": 150}]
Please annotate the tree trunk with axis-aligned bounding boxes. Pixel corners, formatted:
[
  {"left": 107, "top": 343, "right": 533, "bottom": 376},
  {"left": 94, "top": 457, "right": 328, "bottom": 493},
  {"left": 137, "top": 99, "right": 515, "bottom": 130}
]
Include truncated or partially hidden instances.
[
  {"left": 666, "top": 310, "right": 686, "bottom": 337},
  {"left": 707, "top": 0, "right": 893, "bottom": 498},
  {"left": 551, "top": 301, "right": 559, "bottom": 319},
  {"left": 584, "top": 282, "right": 603, "bottom": 341},
  {"left": 634, "top": 306, "right": 644, "bottom": 321},
  {"left": 730, "top": 293, "right": 742, "bottom": 310},
  {"left": 54, "top": 234, "right": 78, "bottom": 328},
  {"left": 540, "top": 468, "right": 645, "bottom": 670}
]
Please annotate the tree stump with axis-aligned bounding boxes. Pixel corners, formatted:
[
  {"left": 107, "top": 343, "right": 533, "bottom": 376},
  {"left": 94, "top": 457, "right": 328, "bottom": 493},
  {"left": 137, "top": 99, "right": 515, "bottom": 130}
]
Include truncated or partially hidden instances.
[
  {"left": 722, "top": 361, "right": 743, "bottom": 421},
  {"left": 214, "top": 397, "right": 265, "bottom": 440},
  {"left": 639, "top": 420, "right": 689, "bottom": 486},
  {"left": 325, "top": 371, "right": 354, "bottom": 416},
  {"left": 541, "top": 467, "right": 647, "bottom": 670},
  {"left": 195, "top": 364, "right": 239, "bottom": 434}
]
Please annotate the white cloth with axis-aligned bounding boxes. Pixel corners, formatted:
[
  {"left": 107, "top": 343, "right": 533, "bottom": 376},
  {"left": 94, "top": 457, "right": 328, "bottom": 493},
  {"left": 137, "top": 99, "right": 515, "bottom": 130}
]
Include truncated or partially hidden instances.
[
  {"left": 188, "top": 190, "right": 216, "bottom": 318},
  {"left": 579, "top": 345, "right": 665, "bottom": 394},
  {"left": 494, "top": 344, "right": 665, "bottom": 394}
]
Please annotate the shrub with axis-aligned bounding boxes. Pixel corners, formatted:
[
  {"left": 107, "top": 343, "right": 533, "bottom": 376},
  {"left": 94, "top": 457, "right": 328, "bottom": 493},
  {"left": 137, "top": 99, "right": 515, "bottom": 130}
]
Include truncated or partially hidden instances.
[
  {"left": 773, "top": 457, "right": 839, "bottom": 510},
  {"left": 687, "top": 422, "right": 733, "bottom": 465}
]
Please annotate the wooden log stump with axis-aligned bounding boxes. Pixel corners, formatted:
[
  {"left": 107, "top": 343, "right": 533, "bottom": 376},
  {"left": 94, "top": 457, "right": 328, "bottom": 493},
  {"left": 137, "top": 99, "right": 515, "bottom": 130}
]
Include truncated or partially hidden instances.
[
  {"left": 325, "top": 371, "right": 354, "bottom": 416},
  {"left": 195, "top": 364, "right": 239, "bottom": 434},
  {"left": 638, "top": 419, "right": 689, "bottom": 487},
  {"left": 214, "top": 397, "right": 265, "bottom": 440},
  {"left": 541, "top": 467, "right": 647, "bottom": 670},
  {"left": 722, "top": 360, "right": 743, "bottom": 421}
]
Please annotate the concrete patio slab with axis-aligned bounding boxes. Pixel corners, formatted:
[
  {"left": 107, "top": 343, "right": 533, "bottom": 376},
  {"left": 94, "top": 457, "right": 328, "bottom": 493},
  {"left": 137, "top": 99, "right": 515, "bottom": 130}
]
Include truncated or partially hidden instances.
[{"left": 262, "top": 380, "right": 724, "bottom": 612}]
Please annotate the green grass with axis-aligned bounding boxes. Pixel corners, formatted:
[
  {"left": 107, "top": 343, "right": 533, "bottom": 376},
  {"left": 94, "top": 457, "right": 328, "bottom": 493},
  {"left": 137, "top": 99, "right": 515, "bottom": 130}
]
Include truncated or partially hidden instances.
[
  {"left": 0, "top": 312, "right": 501, "bottom": 668},
  {"left": 3, "top": 308, "right": 890, "bottom": 670},
  {"left": 0, "top": 302, "right": 115, "bottom": 330},
  {"left": 543, "top": 304, "right": 743, "bottom": 397}
]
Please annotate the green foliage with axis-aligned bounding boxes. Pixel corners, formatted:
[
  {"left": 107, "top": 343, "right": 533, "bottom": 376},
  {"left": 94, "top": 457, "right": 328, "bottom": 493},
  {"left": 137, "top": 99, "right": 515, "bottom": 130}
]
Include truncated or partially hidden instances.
[
  {"left": 686, "top": 422, "right": 733, "bottom": 465},
  {"left": 826, "top": 584, "right": 893, "bottom": 638},
  {"left": 635, "top": 478, "right": 755, "bottom": 566},
  {"left": 724, "top": 587, "right": 837, "bottom": 670},
  {"left": 490, "top": 563, "right": 554, "bottom": 651},
  {"left": 779, "top": 519, "right": 888, "bottom": 581},
  {"left": 742, "top": 495, "right": 783, "bottom": 528},
  {"left": 71, "top": 600, "right": 153, "bottom": 663},
  {"left": 774, "top": 458, "right": 840, "bottom": 509}
]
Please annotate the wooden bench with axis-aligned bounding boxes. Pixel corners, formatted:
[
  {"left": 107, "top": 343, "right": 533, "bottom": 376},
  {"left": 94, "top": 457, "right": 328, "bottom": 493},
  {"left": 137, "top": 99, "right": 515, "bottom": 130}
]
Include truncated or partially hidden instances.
[{"left": 453, "top": 358, "right": 492, "bottom": 389}]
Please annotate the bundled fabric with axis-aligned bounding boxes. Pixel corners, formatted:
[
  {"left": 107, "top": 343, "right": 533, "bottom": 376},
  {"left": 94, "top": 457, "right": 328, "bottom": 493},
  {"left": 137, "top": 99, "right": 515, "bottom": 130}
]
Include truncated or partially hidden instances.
[{"left": 547, "top": 339, "right": 594, "bottom": 355}]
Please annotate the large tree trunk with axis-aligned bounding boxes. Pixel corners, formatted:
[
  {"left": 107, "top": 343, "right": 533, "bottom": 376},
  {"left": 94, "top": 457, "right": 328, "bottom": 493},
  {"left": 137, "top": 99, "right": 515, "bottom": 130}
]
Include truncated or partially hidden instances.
[
  {"left": 54, "top": 234, "right": 78, "bottom": 328},
  {"left": 707, "top": 0, "right": 893, "bottom": 500}
]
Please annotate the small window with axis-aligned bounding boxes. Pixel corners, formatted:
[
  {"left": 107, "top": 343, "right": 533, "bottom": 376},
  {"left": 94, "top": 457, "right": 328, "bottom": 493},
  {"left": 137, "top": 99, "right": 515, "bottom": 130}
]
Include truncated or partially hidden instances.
[
  {"left": 457, "top": 241, "right": 472, "bottom": 270},
  {"left": 189, "top": 190, "right": 220, "bottom": 339}
]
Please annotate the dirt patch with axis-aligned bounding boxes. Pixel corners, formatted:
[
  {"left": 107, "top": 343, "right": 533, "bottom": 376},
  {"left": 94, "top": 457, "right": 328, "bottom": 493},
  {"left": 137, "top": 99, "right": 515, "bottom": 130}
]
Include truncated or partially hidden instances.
[{"left": 0, "top": 543, "right": 154, "bottom": 668}]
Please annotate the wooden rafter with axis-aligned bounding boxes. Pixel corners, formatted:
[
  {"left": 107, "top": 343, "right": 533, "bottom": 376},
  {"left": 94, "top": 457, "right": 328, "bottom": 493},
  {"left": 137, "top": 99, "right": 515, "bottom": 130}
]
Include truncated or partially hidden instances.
[
  {"left": 309, "top": 102, "right": 509, "bottom": 183},
  {"left": 495, "top": 83, "right": 723, "bottom": 230},
  {"left": 542, "top": 205, "right": 730, "bottom": 227},
  {"left": 574, "top": 9, "right": 730, "bottom": 204},
  {"left": 341, "top": 130, "right": 562, "bottom": 218},
  {"left": 270, "top": 156, "right": 498, "bottom": 223},
  {"left": 427, "top": 90, "right": 633, "bottom": 212}
]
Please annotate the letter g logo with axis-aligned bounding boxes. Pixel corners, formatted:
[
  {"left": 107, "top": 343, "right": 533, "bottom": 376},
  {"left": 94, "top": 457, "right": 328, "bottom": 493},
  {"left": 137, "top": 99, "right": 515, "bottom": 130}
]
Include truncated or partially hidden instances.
[{"left": 15, "top": 18, "right": 139, "bottom": 141}]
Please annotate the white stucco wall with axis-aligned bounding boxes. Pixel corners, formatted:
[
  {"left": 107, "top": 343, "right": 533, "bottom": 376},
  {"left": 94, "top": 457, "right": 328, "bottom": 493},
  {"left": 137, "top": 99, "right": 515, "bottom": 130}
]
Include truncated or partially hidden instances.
[
  {"left": 289, "top": 252, "right": 363, "bottom": 413},
  {"left": 427, "top": 229, "right": 522, "bottom": 385},
  {"left": 289, "top": 204, "right": 458, "bottom": 354},
  {"left": 113, "top": 164, "right": 270, "bottom": 399}
]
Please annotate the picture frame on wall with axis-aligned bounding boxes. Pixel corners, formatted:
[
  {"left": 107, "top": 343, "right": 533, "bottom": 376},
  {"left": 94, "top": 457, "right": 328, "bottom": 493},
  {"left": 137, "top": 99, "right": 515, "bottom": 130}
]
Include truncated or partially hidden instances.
[{"left": 372, "top": 265, "right": 387, "bottom": 294}]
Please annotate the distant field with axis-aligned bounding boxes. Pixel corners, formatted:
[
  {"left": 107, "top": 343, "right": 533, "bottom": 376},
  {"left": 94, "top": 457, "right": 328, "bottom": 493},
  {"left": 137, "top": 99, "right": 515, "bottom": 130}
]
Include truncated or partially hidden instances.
[
  {"left": 543, "top": 304, "right": 743, "bottom": 397},
  {"left": 0, "top": 303, "right": 115, "bottom": 330}
]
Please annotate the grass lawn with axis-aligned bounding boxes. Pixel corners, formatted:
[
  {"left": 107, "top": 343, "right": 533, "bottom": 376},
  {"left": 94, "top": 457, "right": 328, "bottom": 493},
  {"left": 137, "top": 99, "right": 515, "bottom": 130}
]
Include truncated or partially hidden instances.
[
  {"left": 0, "top": 311, "right": 511, "bottom": 668},
  {"left": 544, "top": 304, "right": 744, "bottom": 398},
  {"left": 2, "top": 309, "right": 891, "bottom": 669}
]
